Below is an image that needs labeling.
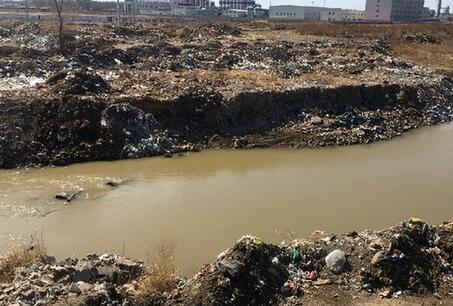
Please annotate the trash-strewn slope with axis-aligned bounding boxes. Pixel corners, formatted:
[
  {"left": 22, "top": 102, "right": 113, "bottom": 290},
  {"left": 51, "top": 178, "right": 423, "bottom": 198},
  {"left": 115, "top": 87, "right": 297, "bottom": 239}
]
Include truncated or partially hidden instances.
[
  {"left": 1, "top": 220, "right": 452, "bottom": 305},
  {"left": 0, "top": 22, "right": 452, "bottom": 168}
]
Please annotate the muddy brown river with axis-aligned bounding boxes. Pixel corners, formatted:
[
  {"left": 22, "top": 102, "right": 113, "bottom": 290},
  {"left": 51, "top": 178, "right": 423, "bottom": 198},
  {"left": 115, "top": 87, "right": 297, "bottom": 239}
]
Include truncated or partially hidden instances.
[{"left": 1, "top": 123, "right": 453, "bottom": 275}]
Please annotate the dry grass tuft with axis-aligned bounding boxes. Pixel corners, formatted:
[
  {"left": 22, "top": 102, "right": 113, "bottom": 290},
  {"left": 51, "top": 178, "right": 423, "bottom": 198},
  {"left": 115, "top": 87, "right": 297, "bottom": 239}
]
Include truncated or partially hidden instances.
[
  {"left": 292, "top": 22, "right": 453, "bottom": 40},
  {"left": 276, "top": 229, "right": 298, "bottom": 244},
  {"left": 291, "top": 22, "right": 453, "bottom": 73},
  {"left": 137, "top": 238, "right": 178, "bottom": 295},
  {"left": 0, "top": 235, "right": 46, "bottom": 283},
  {"left": 394, "top": 42, "right": 453, "bottom": 73}
]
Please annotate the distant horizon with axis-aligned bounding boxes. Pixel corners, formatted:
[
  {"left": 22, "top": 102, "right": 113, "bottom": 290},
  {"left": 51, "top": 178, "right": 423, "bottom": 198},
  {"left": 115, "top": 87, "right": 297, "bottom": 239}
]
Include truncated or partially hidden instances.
[
  {"left": 254, "top": 0, "right": 452, "bottom": 10},
  {"left": 3, "top": 0, "right": 452, "bottom": 11}
]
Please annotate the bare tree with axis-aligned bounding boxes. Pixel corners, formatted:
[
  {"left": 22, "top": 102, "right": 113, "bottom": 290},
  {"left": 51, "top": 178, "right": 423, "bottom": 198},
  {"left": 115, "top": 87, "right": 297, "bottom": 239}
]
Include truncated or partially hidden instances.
[
  {"left": 53, "top": 0, "right": 64, "bottom": 54},
  {"left": 116, "top": 0, "right": 121, "bottom": 26},
  {"left": 24, "top": 0, "right": 30, "bottom": 22}
]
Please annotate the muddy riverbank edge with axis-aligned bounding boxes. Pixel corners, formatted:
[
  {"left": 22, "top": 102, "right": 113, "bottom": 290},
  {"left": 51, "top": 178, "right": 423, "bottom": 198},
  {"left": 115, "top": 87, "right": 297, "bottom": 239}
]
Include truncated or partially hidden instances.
[
  {"left": 0, "top": 75, "right": 452, "bottom": 169},
  {"left": 0, "top": 219, "right": 452, "bottom": 305}
]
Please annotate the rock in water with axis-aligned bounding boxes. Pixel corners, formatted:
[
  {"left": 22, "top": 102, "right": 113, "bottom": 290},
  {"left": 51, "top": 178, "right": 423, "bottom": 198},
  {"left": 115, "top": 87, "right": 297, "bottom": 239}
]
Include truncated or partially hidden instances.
[
  {"left": 55, "top": 192, "right": 69, "bottom": 201},
  {"left": 106, "top": 179, "right": 122, "bottom": 187},
  {"left": 325, "top": 249, "right": 346, "bottom": 274}
]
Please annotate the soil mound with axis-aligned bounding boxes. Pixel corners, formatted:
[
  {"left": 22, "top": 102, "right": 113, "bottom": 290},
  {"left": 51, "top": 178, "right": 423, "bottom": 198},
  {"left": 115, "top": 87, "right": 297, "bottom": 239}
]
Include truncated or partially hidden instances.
[{"left": 48, "top": 70, "right": 112, "bottom": 95}]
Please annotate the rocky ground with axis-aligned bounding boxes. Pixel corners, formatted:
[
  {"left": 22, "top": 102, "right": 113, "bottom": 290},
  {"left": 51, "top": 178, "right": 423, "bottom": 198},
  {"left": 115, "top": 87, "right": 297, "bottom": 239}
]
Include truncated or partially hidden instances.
[
  {"left": 0, "top": 21, "right": 452, "bottom": 168},
  {"left": 0, "top": 219, "right": 452, "bottom": 305}
]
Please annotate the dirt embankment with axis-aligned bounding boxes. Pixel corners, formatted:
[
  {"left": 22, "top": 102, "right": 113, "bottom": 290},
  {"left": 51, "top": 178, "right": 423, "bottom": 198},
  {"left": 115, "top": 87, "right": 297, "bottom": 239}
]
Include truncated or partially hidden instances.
[
  {"left": 1, "top": 220, "right": 452, "bottom": 305},
  {"left": 0, "top": 75, "right": 452, "bottom": 168},
  {"left": 0, "top": 21, "right": 453, "bottom": 168}
]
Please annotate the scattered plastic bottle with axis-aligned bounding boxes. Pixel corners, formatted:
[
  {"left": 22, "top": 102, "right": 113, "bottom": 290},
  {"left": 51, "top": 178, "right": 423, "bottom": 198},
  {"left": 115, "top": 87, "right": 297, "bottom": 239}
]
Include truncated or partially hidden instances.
[{"left": 290, "top": 248, "right": 301, "bottom": 264}]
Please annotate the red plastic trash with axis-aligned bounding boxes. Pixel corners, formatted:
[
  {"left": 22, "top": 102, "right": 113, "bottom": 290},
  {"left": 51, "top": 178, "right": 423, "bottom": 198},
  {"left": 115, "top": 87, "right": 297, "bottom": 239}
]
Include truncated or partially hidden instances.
[{"left": 308, "top": 270, "right": 318, "bottom": 281}]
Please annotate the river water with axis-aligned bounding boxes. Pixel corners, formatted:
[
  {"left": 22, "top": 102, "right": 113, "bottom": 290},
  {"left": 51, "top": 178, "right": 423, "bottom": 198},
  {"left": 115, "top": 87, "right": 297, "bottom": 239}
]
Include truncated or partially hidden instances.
[{"left": 1, "top": 123, "right": 453, "bottom": 275}]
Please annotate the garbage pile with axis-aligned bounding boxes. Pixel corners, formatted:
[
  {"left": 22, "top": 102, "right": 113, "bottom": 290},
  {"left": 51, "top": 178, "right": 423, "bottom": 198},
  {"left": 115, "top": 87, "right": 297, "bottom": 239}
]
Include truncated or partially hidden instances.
[
  {"left": 1, "top": 20, "right": 426, "bottom": 83},
  {"left": 402, "top": 33, "right": 440, "bottom": 44},
  {"left": 283, "top": 219, "right": 453, "bottom": 297},
  {"left": 47, "top": 69, "right": 112, "bottom": 95},
  {"left": 144, "top": 220, "right": 453, "bottom": 305},
  {"left": 0, "top": 221, "right": 451, "bottom": 305},
  {"left": 119, "top": 37, "right": 418, "bottom": 79},
  {"left": 173, "top": 236, "right": 289, "bottom": 305},
  {"left": 0, "top": 93, "right": 178, "bottom": 168},
  {"left": 0, "top": 20, "right": 446, "bottom": 90},
  {"left": 0, "top": 77, "right": 451, "bottom": 168},
  {"left": 0, "top": 254, "right": 144, "bottom": 305},
  {"left": 0, "top": 21, "right": 452, "bottom": 168},
  {"left": 179, "top": 23, "right": 242, "bottom": 42},
  {"left": 0, "top": 74, "right": 45, "bottom": 91},
  {"left": 66, "top": 37, "right": 137, "bottom": 68},
  {"left": 0, "top": 26, "right": 11, "bottom": 37}
]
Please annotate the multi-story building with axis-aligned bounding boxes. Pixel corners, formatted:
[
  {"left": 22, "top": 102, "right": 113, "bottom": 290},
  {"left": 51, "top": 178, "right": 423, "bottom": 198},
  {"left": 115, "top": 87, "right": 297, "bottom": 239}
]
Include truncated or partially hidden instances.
[
  {"left": 269, "top": 6, "right": 323, "bottom": 21},
  {"left": 320, "top": 8, "right": 343, "bottom": 22},
  {"left": 221, "top": 6, "right": 268, "bottom": 18},
  {"left": 126, "top": 1, "right": 170, "bottom": 15},
  {"left": 270, "top": 6, "right": 364, "bottom": 22},
  {"left": 365, "top": 0, "right": 425, "bottom": 21},
  {"left": 342, "top": 9, "right": 365, "bottom": 21},
  {"left": 219, "top": 0, "right": 256, "bottom": 10},
  {"left": 421, "top": 6, "right": 436, "bottom": 19},
  {"left": 124, "top": 0, "right": 218, "bottom": 16},
  {"left": 439, "top": 5, "right": 453, "bottom": 21}
]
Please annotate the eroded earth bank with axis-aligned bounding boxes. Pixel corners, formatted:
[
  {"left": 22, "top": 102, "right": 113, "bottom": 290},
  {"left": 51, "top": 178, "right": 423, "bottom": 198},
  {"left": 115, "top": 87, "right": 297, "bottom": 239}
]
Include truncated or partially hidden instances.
[{"left": 0, "top": 21, "right": 452, "bottom": 168}]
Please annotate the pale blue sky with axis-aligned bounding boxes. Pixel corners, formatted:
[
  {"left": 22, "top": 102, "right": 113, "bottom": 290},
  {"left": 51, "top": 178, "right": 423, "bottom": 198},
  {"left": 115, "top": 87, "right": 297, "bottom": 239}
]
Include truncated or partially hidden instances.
[{"left": 261, "top": 0, "right": 452, "bottom": 10}]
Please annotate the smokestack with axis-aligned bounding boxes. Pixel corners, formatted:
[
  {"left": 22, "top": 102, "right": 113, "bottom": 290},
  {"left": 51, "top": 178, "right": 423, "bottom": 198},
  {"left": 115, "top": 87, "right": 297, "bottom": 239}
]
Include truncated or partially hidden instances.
[{"left": 437, "top": 0, "right": 442, "bottom": 17}]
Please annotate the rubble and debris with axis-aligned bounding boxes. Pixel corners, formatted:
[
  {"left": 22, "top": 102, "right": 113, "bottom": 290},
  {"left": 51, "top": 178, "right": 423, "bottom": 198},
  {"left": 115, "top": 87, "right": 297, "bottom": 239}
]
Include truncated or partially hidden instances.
[
  {"left": 0, "top": 75, "right": 45, "bottom": 90},
  {"left": 0, "top": 254, "right": 145, "bottom": 305},
  {"left": 2, "top": 221, "right": 451, "bottom": 305},
  {"left": 0, "top": 21, "right": 451, "bottom": 168},
  {"left": 48, "top": 69, "right": 112, "bottom": 95},
  {"left": 402, "top": 33, "right": 441, "bottom": 44}
]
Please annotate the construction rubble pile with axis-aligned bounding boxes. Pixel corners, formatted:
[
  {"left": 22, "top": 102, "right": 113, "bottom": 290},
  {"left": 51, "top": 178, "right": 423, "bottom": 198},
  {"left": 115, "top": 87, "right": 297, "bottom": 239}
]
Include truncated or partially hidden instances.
[
  {"left": 1, "top": 220, "right": 452, "bottom": 305},
  {"left": 0, "top": 21, "right": 452, "bottom": 168},
  {"left": 0, "top": 254, "right": 145, "bottom": 305}
]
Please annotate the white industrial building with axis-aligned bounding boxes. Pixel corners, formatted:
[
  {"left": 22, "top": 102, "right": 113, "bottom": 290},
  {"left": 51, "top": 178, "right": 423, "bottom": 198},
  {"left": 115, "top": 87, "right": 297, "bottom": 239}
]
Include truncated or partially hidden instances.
[
  {"left": 342, "top": 9, "right": 365, "bottom": 21},
  {"left": 124, "top": 0, "right": 219, "bottom": 17},
  {"left": 421, "top": 6, "right": 436, "bottom": 19},
  {"left": 319, "top": 8, "right": 342, "bottom": 21},
  {"left": 269, "top": 6, "right": 322, "bottom": 20},
  {"left": 270, "top": 5, "right": 364, "bottom": 22},
  {"left": 222, "top": 9, "right": 247, "bottom": 17},
  {"left": 439, "top": 5, "right": 452, "bottom": 20},
  {"left": 364, "top": 0, "right": 426, "bottom": 21},
  {"left": 222, "top": 6, "right": 268, "bottom": 18}
]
